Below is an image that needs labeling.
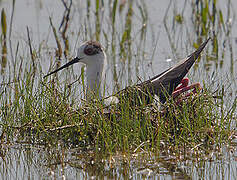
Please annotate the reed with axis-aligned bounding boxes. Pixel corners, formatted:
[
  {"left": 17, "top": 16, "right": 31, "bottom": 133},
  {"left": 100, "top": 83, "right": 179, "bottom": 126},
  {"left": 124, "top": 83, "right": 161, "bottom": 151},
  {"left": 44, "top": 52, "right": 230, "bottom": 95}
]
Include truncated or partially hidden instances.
[{"left": 0, "top": 0, "right": 235, "bottom": 162}]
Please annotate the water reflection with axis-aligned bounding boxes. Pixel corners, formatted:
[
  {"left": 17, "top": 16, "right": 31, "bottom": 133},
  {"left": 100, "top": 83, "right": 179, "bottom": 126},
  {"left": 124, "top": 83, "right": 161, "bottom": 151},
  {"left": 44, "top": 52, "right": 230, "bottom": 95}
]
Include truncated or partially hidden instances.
[{"left": 0, "top": 143, "right": 236, "bottom": 179}]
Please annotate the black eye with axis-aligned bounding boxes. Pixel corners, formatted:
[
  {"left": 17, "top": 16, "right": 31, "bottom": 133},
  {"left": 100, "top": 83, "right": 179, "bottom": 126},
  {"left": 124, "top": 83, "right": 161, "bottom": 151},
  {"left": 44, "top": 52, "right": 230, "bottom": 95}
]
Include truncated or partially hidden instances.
[
  {"left": 84, "top": 47, "right": 94, "bottom": 55},
  {"left": 84, "top": 41, "right": 103, "bottom": 56}
]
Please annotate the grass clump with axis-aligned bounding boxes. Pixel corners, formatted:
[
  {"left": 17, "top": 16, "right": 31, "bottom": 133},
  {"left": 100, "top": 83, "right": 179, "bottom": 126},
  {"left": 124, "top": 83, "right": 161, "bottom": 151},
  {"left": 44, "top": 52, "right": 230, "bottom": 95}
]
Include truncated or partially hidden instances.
[{"left": 0, "top": 76, "right": 234, "bottom": 158}]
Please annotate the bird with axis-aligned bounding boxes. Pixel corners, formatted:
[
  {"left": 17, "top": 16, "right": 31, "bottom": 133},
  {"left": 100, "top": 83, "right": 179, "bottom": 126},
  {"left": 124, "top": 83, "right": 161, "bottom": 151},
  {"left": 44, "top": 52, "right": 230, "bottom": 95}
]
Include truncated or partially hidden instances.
[{"left": 44, "top": 38, "right": 210, "bottom": 105}]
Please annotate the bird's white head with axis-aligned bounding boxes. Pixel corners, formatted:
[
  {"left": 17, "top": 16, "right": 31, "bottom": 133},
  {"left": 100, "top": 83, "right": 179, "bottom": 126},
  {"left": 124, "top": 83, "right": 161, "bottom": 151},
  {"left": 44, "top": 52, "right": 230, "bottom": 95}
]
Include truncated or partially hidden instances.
[
  {"left": 77, "top": 40, "right": 106, "bottom": 67},
  {"left": 44, "top": 40, "right": 107, "bottom": 100}
]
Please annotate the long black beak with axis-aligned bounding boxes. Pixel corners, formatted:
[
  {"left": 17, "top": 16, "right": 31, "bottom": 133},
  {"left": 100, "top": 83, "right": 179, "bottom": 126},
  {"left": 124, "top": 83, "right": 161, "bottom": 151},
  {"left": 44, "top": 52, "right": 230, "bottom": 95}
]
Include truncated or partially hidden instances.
[{"left": 44, "top": 57, "right": 82, "bottom": 78}]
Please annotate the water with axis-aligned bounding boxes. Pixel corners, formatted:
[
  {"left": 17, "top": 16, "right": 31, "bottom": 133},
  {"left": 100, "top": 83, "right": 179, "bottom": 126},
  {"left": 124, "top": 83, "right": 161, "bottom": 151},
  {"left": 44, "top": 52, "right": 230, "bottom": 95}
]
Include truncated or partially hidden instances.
[
  {"left": 1, "top": 0, "right": 237, "bottom": 94},
  {"left": 1, "top": 143, "right": 236, "bottom": 179},
  {"left": 0, "top": 0, "right": 236, "bottom": 179},
  {"left": 1, "top": 145, "right": 237, "bottom": 179}
]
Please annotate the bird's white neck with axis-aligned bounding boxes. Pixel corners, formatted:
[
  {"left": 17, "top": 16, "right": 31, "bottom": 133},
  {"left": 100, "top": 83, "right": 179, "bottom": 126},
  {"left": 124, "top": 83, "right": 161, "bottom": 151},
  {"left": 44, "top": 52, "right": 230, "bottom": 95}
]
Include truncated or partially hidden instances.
[{"left": 85, "top": 54, "right": 107, "bottom": 100}]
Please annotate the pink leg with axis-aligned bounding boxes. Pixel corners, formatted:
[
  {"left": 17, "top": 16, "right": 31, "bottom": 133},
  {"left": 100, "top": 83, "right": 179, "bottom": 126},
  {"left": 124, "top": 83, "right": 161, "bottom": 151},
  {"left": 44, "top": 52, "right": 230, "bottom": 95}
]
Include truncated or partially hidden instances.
[
  {"left": 174, "top": 78, "right": 189, "bottom": 91},
  {"left": 160, "top": 78, "right": 202, "bottom": 115},
  {"left": 172, "top": 78, "right": 202, "bottom": 104}
]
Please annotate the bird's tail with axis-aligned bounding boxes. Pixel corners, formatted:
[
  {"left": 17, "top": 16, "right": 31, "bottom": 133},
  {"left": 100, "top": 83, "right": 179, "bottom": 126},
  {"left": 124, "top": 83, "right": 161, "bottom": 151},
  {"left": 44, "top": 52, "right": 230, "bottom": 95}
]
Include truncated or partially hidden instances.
[{"left": 143, "top": 38, "right": 210, "bottom": 103}]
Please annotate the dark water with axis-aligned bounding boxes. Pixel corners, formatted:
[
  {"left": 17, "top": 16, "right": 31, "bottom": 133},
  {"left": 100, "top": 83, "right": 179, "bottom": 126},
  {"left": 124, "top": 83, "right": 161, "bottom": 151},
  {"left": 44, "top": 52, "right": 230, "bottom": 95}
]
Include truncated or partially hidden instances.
[{"left": 0, "top": 0, "right": 236, "bottom": 179}]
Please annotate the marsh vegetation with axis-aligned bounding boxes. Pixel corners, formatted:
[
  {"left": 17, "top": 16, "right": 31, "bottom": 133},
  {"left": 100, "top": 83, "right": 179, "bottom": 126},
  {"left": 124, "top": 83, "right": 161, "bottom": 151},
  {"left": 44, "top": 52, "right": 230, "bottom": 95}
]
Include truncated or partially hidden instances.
[{"left": 0, "top": 0, "right": 236, "bottom": 179}]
